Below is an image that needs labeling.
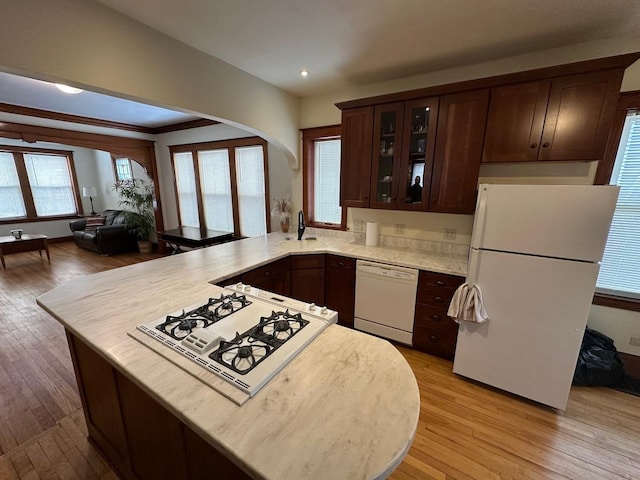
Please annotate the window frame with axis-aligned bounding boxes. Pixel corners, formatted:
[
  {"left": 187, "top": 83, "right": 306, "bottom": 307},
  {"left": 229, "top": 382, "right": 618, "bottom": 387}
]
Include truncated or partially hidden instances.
[
  {"left": 592, "top": 90, "right": 640, "bottom": 312},
  {"left": 112, "top": 155, "right": 134, "bottom": 182},
  {"left": 169, "top": 137, "right": 270, "bottom": 238},
  {"left": 301, "top": 125, "right": 345, "bottom": 230},
  {"left": 0, "top": 144, "right": 81, "bottom": 224}
]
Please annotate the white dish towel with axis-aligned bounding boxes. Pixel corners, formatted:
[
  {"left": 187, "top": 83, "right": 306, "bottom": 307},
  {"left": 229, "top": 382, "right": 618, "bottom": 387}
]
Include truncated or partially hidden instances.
[{"left": 447, "top": 282, "right": 489, "bottom": 324}]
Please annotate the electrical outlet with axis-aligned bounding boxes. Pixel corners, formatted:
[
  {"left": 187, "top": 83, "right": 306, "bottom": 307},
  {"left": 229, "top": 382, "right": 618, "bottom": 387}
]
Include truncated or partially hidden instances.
[
  {"left": 353, "top": 220, "right": 364, "bottom": 232},
  {"left": 444, "top": 228, "right": 457, "bottom": 240},
  {"left": 395, "top": 224, "right": 405, "bottom": 235},
  {"left": 630, "top": 337, "right": 640, "bottom": 346}
]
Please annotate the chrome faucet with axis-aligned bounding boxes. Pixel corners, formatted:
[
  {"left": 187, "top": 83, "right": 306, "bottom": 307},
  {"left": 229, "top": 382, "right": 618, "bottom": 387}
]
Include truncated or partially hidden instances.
[{"left": 297, "top": 210, "right": 306, "bottom": 240}]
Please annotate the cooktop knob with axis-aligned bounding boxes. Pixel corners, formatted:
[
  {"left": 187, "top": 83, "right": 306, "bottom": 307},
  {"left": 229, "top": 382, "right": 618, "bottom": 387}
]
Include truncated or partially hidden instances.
[
  {"left": 309, "top": 303, "right": 316, "bottom": 311},
  {"left": 244, "top": 285, "right": 252, "bottom": 292},
  {"left": 321, "top": 306, "right": 328, "bottom": 314},
  {"left": 236, "top": 282, "right": 244, "bottom": 290}
]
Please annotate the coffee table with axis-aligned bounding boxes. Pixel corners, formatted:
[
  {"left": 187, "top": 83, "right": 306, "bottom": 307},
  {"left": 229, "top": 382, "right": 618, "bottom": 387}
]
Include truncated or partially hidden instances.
[
  {"left": 0, "top": 233, "right": 51, "bottom": 270},
  {"left": 157, "top": 227, "right": 234, "bottom": 254}
]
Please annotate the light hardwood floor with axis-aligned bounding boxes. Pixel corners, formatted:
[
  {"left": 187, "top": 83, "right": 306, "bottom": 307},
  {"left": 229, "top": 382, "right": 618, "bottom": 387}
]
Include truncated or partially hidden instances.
[{"left": 1, "top": 241, "right": 639, "bottom": 479}]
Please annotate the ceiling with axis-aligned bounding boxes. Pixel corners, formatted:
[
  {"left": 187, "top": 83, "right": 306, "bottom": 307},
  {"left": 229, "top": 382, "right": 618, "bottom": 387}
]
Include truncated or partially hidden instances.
[{"left": 1, "top": 0, "right": 640, "bottom": 128}]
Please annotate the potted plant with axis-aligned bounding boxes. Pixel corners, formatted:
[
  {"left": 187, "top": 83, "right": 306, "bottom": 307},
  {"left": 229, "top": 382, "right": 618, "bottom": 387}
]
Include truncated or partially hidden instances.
[
  {"left": 113, "top": 178, "right": 155, "bottom": 253},
  {"left": 271, "top": 196, "right": 293, "bottom": 233}
]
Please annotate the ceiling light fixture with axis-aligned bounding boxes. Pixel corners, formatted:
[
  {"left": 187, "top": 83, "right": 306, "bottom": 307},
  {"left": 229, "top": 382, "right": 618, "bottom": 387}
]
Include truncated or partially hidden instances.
[
  {"left": 55, "top": 83, "right": 83, "bottom": 94},
  {"left": 299, "top": 69, "right": 309, "bottom": 78}
]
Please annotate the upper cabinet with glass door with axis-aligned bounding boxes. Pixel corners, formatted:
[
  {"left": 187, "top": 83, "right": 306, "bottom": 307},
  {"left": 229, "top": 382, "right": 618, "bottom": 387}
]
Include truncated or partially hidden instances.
[
  {"left": 399, "top": 98, "right": 439, "bottom": 211},
  {"left": 369, "top": 103, "right": 404, "bottom": 209}
]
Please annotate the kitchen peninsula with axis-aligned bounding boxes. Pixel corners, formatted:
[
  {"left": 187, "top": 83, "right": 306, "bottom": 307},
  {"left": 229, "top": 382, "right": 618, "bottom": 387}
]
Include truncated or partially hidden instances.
[{"left": 37, "top": 232, "right": 467, "bottom": 480}]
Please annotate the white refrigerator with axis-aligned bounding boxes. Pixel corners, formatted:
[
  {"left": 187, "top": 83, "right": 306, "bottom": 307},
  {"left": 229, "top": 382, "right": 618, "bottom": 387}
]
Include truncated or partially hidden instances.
[{"left": 453, "top": 184, "right": 619, "bottom": 410}]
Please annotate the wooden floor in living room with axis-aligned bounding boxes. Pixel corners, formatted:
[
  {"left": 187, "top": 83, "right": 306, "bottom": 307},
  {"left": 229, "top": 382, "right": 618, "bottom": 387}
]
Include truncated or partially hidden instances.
[{"left": 1, "top": 241, "right": 639, "bottom": 479}]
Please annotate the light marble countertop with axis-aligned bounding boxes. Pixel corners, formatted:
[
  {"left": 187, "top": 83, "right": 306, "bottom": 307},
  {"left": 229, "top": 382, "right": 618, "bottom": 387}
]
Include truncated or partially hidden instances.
[{"left": 37, "top": 232, "right": 467, "bottom": 480}]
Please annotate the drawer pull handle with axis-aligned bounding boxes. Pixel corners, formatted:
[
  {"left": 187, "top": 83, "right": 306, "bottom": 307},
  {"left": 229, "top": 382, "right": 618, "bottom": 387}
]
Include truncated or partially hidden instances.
[
  {"left": 431, "top": 314, "right": 442, "bottom": 322},
  {"left": 337, "top": 262, "right": 345, "bottom": 267},
  {"left": 433, "top": 296, "right": 444, "bottom": 303},
  {"left": 435, "top": 280, "right": 445, "bottom": 287},
  {"left": 265, "top": 271, "right": 270, "bottom": 276},
  {"left": 530, "top": 142, "right": 537, "bottom": 149},
  {"left": 542, "top": 142, "right": 550, "bottom": 148},
  {"left": 429, "top": 335, "right": 439, "bottom": 343}
]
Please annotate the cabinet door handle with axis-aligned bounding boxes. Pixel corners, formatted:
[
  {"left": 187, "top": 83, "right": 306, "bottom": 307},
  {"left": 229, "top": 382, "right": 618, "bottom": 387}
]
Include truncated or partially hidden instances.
[
  {"left": 265, "top": 271, "right": 271, "bottom": 276},
  {"left": 530, "top": 143, "right": 538, "bottom": 149},
  {"left": 433, "top": 296, "right": 444, "bottom": 303},
  {"left": 431, "top": 314, "right": 442, "bottom": 322},
  {"left": 435, "top": 280, "right": 445, "bottom": 287},
  {"left": 429, "top": 335, "right": 439, "bottom": 343},
  {"left": 542, "top": 142, "right": 550, "bottom": 148}
]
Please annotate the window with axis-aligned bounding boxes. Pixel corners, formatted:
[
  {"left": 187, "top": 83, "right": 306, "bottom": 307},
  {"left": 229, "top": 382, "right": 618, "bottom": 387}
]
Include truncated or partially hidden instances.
[
  {"left": 170, "top": 137, "right": 269, "bottom": 237},
  {"left": 113, "top": 156, "right": 133, "bottom": 181},
  {"left": 596, "top": 111, "right": 640, "bottom": 303},
  {"left": 302, "top": 125, "right": 344, "bottom": 228},
  {"left": 0, "top": 146, "right": 79, "bottom": 221}
]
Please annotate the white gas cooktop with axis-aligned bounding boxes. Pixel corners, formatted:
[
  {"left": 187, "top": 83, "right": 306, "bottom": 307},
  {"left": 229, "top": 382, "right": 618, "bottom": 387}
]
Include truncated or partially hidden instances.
[{"left": 133, "top": 284, "right": 337, "bottom": 398}]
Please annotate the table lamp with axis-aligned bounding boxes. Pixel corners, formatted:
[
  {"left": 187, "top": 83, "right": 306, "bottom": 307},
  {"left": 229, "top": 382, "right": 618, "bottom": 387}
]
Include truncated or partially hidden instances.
[{"left": 82, "top": 186, "right": 98, "bottom": 215}]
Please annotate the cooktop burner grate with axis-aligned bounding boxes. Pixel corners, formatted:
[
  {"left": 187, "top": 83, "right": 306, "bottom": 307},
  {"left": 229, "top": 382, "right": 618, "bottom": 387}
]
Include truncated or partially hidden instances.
[
  {"left": 155, "top": 293, "right": 251, "bottom": 340},
  {"left": 209, "top": 310, "right": 309, "bottom": 375}
]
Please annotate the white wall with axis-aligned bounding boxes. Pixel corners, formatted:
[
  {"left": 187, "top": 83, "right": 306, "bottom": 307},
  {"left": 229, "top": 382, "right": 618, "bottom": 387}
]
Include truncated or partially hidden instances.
[{"left": 0, "top": 0, "right": 300, "bottom": 168}]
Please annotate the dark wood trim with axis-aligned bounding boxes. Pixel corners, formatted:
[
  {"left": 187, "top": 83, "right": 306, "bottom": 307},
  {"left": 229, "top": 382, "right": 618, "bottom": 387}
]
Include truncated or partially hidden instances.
[
  {"left": 262, "top": 143, "right": 271, "bottom": 234},
  {"left": 168, "top": 136, "right": 265, "bottom": 152},
  {"left": 336, "top": 53, "right": 640, "bottom": 110},
  {"left": 0, "top": 102, "right": 217, "bottom": 135},
  {"left": 301, "top": 125, "right": 346, "bottom": 230},
  {"left": 228, "top": 147, "right": 241, "bottom": 238},
  {"left": 47, "top": 235, "right": 74, "bottom": 243},
  {"left": 619, "top": 352, "right": 640, "bottom": 379},
  {"left": 593, "top": 293, "right": 640, "bottom": 312},
  {"left": 594, "top": 91, "right": 640, "bottom": 185},
  {"left": 151, "top": 118, "right": 219, "bottom": 134}
]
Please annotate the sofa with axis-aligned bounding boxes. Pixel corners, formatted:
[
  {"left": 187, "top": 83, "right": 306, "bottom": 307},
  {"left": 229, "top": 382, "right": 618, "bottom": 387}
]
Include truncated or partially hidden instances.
[{"left": 70, "top": 209, "right": 139, "bottom": 255}]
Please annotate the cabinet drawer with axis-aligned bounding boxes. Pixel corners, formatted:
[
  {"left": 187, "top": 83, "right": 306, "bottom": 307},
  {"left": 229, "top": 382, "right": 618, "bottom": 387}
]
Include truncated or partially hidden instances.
[
  {"left": 325, "top": 254, "right": 355, "bottom": 271},
  {"left": 414, "top": 304, "right": 456, "bottom": 333},
  {"left": 292, "top": 254, "right": 325, "bottom": 270},
  {"left": 417, "top": 271, "right": 464, "bottom": 305},
  {"left": 413, "top": 325, "right": 458, "bottom": 360}
]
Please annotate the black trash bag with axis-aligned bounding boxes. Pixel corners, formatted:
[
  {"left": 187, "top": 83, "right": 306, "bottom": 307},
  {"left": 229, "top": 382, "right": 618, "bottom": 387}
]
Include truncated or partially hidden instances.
[{"left": 573, "top": 327, "right": 625, "bottom": 386}]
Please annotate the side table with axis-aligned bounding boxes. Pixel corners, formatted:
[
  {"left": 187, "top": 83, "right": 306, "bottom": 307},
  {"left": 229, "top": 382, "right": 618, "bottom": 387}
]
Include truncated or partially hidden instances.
[{"left": 0, "top": 233, "right": 51, "bottom": 270}]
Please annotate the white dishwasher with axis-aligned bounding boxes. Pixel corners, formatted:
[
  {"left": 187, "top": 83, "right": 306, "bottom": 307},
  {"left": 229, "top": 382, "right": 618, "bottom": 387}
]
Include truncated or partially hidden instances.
[{"left": 354, "top": 260, "right": 419, "bottom": 345}]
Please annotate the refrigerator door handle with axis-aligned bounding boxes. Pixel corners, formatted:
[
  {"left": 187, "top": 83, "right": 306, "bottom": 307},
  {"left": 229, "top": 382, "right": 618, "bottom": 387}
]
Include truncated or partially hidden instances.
[{"left": 470, "top": 185, "right": 489, "bottom": 249}]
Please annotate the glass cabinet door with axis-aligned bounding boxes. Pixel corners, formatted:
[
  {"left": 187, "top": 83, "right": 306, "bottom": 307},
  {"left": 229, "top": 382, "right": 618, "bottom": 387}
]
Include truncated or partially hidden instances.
[
  {"left": 370, "top": 103, "right": 404, "bottom": 208},
  {"left": 399, "top": 98, "right": 439, "bottom": 210}
]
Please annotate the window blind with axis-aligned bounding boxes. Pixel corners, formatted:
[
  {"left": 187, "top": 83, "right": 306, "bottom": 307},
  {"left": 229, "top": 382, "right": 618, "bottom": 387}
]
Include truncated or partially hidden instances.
[
  {"left": 198, "top": 149, "right": 234, "bottom": 233},
  {"left": 24, "top": 153, "right": 76, "bottom": 216},
  {"left": 313, "top": 139, "right": 341, "bottom": 224},
  {"left": 174, "top": 152, "right": 200, "bottom": 228},
  {"left": 597, "top": 112, "right": 640, "bottom": 299},
  {"left": 0, "top": 152, "right": 26, "bottom": 219},
  {"left": 235, "top": 146, "right": 266, "bottom": 237}
]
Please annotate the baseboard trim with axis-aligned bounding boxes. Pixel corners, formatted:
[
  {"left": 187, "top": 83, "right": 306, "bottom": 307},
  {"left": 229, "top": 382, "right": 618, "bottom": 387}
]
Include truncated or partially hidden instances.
[
  {"left": 48, "top": 236, "right": 74, "bottom": 244},
  {"left": 620, "top": 352, "right": 640, "bottom": 379}
]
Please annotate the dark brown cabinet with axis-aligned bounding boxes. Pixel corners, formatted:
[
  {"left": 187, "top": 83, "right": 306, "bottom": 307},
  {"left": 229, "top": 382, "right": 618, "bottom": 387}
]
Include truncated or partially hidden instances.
[
  {"left": 291, "top": 254, "right": 325, "bottom": 305},
  {"left": 67, "top": 332, "right": 252, "bottom": 480},
  {"left": 430, "top": 89, "right": 490, "bottom": 214},
  {"left": 242, "top": 257, "right": 291, "bottom": 296},
  {"left": 324, "top": 255, "right": 356, "bottom": 328},
  {"left": 370, "top": 103, "right": 404, "bottom": 208},
  {"left": 340, "top": 107, "right": 373, "bottom": 208},
  {"left": 413, "top": 271, "right": 464, "bottom": 359},
  {"left": 483, "top": 69, "right": 623, "bottom": 163}
]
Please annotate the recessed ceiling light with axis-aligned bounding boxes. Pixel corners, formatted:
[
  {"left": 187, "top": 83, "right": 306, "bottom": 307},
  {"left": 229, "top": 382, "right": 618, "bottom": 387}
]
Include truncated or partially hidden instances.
[
  {"left": 299, "top": 69, "right": 309, "bottom": 78},
  {"left": 54, "top": 83, "right": 83, "bottom": 94}
]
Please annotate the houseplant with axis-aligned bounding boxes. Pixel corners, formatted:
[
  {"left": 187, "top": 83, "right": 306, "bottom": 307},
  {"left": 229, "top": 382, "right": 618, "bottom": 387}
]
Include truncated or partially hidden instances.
[
  {"left": 113, "top": 178, "right": 155, "bottom": 253},
  {"left": 271, "top": 196, "right": 293, "bottom": 233}
]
